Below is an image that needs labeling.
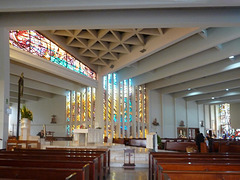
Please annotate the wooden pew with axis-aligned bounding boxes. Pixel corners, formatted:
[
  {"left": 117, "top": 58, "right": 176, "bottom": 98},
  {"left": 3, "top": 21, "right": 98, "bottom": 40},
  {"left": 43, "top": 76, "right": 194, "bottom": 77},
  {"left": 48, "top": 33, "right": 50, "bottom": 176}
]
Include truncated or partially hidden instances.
[
  {"left": 46, "top": 147, "right": 110, "bottom": 176},
  {"left": 6, "top": 139, "right": 40, "bottom": 151},
  {"left": 164, "top": 141, "right": 197, "bottom": 152},
  {"left": 66, "top": 173, "right": 77, "bottom": 180},
  {"left": 219, "top": 143, "right": 240, "bottom": 153},
  {"left": 0, "top": 166, "right": 87, "bottom": 180},
  {"left": 149, "top": 152, "right": 240, "bottom": 180},
  {"left": 0, "top": 158, "right": 89, "bottom": 180},
  {"left": 157, "top": 163, "right": 240, "bottom": 180},
  {"left": 12, "top": 149, "right": 104, "bottom": 180},
  {"left": 0, "top": 152, "right": 98, "bottom": 180}
]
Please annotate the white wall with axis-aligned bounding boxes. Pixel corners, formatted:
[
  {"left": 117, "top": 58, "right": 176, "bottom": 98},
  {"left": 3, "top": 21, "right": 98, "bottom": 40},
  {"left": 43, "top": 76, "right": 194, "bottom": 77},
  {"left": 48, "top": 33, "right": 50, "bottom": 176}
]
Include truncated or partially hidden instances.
[
  {"left": 162, "top": 94, "right": 175, "bottom": 138},
  {"left": 9, "top": 94, "right": 66, "bottom": 137},
  {"left": 187, "top": 101, "right": 199, "bottom": 128},
  {"left": 175, "top": 98, "right": 186, "bottom": 127},
  {"left": 148, "top": 93, "right": 204, "bottom": 138},
  {"left": 149, "top": 90, "right": 161, "bottom": 135},
  {"left": 231, "top": 103, "right": 240, "bottom": 129},
  {"left": 204, "top": 105, "right": 210, "bottom": 130},
  {"left": 198, "top": 104, "right": 204, "bottom": 133}
]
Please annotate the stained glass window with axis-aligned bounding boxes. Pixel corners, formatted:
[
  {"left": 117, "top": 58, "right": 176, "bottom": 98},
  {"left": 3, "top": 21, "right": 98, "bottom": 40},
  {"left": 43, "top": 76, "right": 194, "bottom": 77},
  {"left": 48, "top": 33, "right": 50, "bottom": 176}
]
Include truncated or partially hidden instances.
[
  {"left": 103, "top": 73, "right": 148, "bottom": 138},
  {"left": 113, "top": 73, "right": 117, "bottom": 122},
  {"left": 66, "top": 91, "right": 71, "bottom": 122},
  {"left": 76, "top": 92, "right": 81, "bottom": 122},
  {"left": 9, "top": 30, "right": 97, "bottom": 80},
  {"left": 82, "top": 88, "right": 86, "bottom": 122}
]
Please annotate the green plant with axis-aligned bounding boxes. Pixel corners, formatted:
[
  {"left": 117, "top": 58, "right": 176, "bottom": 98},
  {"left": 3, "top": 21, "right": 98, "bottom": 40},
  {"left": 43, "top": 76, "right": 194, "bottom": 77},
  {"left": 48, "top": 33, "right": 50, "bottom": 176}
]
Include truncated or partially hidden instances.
[
  {"left": 20, "top": 105, "right": 33, "bottom": 121},
  {"left": 157, "top": 135, "right": 163, "bottom": 149}
]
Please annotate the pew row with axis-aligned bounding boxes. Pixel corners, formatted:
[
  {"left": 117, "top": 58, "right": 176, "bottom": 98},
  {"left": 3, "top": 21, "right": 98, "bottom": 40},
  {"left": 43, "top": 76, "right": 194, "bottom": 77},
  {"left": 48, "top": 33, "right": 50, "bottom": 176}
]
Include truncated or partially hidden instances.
[
  {"left": 45, "top": 147, "right": 110, "bottom": 176},
  {"left": 0, "top": 151, "right": 99, "bottom": 180},
  {"left": 149, "top": 152, "right": 240, "bottom": 180},
  {"left": 0, "top": 165, "right": 88, "bottom": 180}
]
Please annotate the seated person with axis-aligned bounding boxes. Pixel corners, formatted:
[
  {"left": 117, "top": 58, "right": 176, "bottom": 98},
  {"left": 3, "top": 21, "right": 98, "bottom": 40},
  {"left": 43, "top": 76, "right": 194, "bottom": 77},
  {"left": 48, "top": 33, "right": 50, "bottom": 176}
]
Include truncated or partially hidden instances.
[{"left": 37, "top": 130, "right": 44, "bottom": 138}]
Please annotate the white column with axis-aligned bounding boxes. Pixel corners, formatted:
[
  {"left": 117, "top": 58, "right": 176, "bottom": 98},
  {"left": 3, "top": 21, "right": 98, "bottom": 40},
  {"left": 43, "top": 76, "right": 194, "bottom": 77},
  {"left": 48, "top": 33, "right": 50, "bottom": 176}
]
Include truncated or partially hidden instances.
[
  {"left": 145, "top": 87, "right": 150, "bottom": 136},
  {"left": 136, "top": 87, "right": 140, "bottom": 138},
  {"left": 110, "top": 75, "right": 114, "bottom": 139},
  {"left": 141, "top": 86, "right": 145, "bottom": 138},
  {"left": 95, "top": 74, "right": 103, "bottom": 132},
  {"left": 160, "top": 93, "right": 164, "bottom": 137},
  {"left": 91, "top": 87, "right": 94, "bottom": 128},
  {"left": 116, "top": 80, "right": 120, "bottom": 138},
  {"left": 185, "top": 101, "right": 188, "bottom": 137},
  {"left": 132, "top": 85, "right": 136, "bottom": 138},
  {"left": 0, "top": 27, "right": 10, "bottom": 149},
  {"left": 173, "top": 98, "right": 177, "bottom": 138}
]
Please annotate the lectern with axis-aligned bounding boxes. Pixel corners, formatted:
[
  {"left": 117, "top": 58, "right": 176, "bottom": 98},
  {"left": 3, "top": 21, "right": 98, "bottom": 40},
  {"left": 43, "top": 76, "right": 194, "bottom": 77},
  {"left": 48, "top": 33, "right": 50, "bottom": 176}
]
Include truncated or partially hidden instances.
[{"left": 123, "top": 149, "right": 135, "bottom": 169}]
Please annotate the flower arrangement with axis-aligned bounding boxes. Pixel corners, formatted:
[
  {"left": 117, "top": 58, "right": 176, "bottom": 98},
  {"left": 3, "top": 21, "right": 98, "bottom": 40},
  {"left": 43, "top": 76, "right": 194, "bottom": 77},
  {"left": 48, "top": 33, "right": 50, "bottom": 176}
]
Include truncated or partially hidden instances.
[{"left": 20, "top": 105, "right": 33, "bottom": 121}]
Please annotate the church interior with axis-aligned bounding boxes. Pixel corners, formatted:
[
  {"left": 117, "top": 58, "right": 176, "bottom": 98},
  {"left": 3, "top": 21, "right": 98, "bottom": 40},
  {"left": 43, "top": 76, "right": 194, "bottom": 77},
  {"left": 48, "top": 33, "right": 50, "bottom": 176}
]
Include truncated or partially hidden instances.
[{"left": 1, "top": 1, "right": 240, "bottom": 180}]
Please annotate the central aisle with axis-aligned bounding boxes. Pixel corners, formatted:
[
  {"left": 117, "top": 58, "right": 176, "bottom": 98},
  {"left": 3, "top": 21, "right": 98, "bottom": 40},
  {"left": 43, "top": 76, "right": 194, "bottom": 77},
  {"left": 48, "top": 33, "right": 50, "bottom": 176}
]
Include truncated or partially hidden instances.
[{"left": 106, "top": 167, "right": 148, "bottom": 180}]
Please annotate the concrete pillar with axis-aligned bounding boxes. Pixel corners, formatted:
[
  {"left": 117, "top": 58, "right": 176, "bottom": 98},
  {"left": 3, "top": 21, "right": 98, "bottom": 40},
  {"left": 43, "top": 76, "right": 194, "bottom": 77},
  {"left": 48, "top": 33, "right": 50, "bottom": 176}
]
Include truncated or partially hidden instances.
[
  {"left": 95, "top": 73, "right": 104, "bottom": 134},
  {"left": 0, "top": 27, "right": 10, "bottom": 149}
]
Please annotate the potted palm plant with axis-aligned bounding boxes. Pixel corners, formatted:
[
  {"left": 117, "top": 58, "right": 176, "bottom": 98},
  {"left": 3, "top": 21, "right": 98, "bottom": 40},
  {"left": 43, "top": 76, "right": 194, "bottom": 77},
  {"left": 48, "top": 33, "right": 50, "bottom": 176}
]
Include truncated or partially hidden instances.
[{"left": 21, "top": 105, "right": 33, "bottom": 121}]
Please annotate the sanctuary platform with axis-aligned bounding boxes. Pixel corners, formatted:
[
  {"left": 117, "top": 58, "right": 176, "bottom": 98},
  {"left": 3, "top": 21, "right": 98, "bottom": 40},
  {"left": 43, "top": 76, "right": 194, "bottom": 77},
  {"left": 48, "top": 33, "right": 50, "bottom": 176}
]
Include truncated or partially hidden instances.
[{"left": 41, "top": 141, "right": 167, "bottom": 168}]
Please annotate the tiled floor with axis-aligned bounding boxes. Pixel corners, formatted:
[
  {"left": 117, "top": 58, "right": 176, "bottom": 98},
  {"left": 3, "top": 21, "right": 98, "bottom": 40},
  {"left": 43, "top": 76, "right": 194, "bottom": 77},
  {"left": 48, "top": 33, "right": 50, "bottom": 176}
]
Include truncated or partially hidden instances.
[{"left": 107, "top": 167, "right": 148, "bottom": 180}]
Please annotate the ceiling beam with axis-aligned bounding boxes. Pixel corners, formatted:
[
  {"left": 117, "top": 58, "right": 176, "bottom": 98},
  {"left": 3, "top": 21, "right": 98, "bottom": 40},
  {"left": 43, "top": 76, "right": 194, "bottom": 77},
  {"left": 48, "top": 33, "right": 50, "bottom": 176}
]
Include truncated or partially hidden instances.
[
  {"left": 185, "top": 87, "right": 240, "bottom": 102},
  {"left": 1, "top": 8, "right": 240, "bottom": 30},
  {"left": 10, "top": 84, "right": 54, "bottom": 99},
  {"left": 197, "top": 95, "right": 240, "bottom": 105},
  {"left": 173, "top": 78, "right": 240, "bottom": 98},
  {"left": 1, "top": 0, "right": 240, "bottom": 12},
  {"left": 10, "top": 98, "right": 25, "bottom": 104},
  {"left": 10, "top": 91, "right": 39, "bottom": 101},
  {"left": 10, "top": 75, "right": 66, "bottom": 96},
  {"left": 132, "top": 30, "right": 240, "bottom": 85},
  {"left": 148, "top": 56, "right": 240, "bottom": 91}
]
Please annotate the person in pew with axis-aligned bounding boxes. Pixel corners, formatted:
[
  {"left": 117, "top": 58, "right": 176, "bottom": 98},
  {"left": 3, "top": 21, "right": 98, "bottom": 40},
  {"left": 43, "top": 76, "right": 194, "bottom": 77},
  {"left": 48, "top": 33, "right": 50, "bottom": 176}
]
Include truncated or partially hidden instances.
[
  {"left": 207, "top": 130, "right": 213, "bottom": 152},
  {"left": 37, "top": 130, "right": 44, "bottom": 138},
  {"left": 195, "top": 130, "right": 205, "bottom": 152}
]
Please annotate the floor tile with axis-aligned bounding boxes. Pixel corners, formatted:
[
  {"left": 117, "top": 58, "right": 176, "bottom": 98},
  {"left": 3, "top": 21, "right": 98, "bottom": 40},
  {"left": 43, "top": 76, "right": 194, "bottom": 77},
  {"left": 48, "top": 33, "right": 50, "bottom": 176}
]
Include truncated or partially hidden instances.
[{"left": 107, "top": 167, "right": 148, "bottom": 180}]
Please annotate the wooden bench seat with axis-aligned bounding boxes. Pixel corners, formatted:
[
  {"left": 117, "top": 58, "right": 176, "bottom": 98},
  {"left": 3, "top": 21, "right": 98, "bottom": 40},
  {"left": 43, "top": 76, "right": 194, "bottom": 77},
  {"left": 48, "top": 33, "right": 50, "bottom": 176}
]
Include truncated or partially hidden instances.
[
  {"left": 11, "top": 149, "right": 104, "bottom": 180},
  {"left": 0, "top": 152, "right": 98, "bottom": 180},
  {"left": 45, "top": 147, "right": 110, "bottom": 176},
  {"left": 149, "top": 152, "right": 240, "bottom": 180},
  {"left": 160, "top": 168, "right": 240, "bottom": 180},
  {"left": 0, "top": 165, "right": 87, "bottom": 180},
  {"left": 0, "top": 158, "right": 90, "bottom": 178},
  {"left": 155, "top": 159, "right": 240, "bottom": 180},
  {"left": 164, "top": 141, "right": 197, "bottom": 152},
  {"left": 149, "top": 151, "right": 240, "bottom": 180}
]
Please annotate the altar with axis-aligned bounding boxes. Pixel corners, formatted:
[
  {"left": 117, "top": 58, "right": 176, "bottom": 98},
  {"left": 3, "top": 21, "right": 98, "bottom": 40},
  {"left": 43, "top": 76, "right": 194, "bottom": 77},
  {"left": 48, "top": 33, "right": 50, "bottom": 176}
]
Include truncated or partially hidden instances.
[{"left": 73, "top": 129, "right": 103, "bottom": 145}]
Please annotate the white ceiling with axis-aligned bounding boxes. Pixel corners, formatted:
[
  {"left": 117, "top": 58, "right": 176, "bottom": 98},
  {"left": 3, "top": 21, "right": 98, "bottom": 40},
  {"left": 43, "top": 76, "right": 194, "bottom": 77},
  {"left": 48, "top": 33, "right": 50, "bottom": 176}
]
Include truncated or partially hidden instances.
[{"left": 2, "top": 1, "right": 240, "bottom": 105}]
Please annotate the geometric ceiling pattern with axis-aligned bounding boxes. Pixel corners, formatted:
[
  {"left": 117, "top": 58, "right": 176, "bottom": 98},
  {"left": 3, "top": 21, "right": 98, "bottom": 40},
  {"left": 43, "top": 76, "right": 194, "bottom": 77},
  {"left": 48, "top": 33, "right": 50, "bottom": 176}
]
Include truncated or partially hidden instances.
[{"left": 50, "top": 28, "right": 165, "bottom": 66}]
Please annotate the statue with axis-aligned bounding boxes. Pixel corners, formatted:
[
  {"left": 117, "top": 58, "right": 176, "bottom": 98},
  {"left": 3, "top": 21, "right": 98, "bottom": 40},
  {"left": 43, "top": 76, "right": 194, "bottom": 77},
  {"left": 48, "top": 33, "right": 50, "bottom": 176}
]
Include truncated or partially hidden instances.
[{"left": 17, "top": 73, "right": 24, "bottom": 139}]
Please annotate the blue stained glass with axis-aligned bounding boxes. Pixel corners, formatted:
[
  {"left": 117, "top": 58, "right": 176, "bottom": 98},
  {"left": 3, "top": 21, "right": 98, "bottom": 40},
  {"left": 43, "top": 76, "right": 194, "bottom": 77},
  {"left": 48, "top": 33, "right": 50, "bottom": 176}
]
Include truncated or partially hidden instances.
[{"left": 66, "top": 125, "right": 70, "bottom": 135}]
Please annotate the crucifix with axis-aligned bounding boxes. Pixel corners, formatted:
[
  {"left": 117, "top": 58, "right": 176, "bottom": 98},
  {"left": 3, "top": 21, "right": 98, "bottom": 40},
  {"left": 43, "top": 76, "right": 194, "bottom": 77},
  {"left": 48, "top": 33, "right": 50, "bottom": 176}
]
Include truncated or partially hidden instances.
[{"left": 16, "top": 72, "right": 24, "bottom": 140}]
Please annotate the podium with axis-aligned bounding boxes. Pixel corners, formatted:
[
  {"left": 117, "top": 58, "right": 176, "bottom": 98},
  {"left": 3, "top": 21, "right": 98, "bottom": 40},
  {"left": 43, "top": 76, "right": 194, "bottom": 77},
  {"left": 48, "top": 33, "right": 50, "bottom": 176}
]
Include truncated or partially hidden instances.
[
  {"left": 123, "top": 149, "right": 135, "bottom": 169},
  {"left": 73, "top": 129, "right": 88, "bottom": 145},
  {"left": 146, "top": 132, "right": 158, "bottom": 151}
]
